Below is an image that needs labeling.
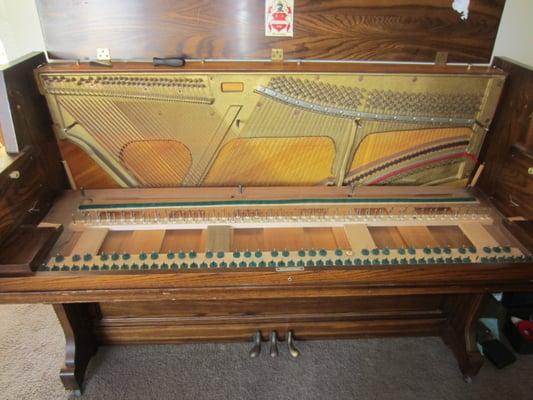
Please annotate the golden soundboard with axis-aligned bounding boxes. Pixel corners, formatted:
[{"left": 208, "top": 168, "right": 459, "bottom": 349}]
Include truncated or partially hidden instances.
[{"left": 36, "top": 67, "right": 502, "bottom": 188}]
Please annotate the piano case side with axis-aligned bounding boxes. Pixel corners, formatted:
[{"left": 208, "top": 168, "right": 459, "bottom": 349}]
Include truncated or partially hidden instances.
[{"left": 0, "top": 53, "right": 67, "bottom": 275}]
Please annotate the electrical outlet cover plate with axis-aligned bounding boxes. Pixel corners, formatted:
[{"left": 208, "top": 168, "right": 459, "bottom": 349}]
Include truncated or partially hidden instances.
[{"left": 96, "top": 48, "right": 111, "bottom": 61}]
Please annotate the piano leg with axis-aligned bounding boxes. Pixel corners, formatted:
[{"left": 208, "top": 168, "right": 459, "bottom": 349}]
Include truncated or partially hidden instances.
[
  {"left": 441, "top": 294, "right": 487, "bottom": 380},
  {"left": 53, "top": 303, "right": 99, "bottom": 394}
]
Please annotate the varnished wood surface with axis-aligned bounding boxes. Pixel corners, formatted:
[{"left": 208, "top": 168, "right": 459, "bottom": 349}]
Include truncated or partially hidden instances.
[
  {"left": 479, "top": 57, "right": 533, "bottom": 219},
  {"left": 0, "top": 149, "right": 46, "bottom": 243},
  {"left": 0, "top": 225, "right": 62, "bottom": 275},
  {"left": 94, "top": 317, "right": 446, "bottom": 344},
  {"left": 488, "top": 145, "right": 533, "bottom": 219},
  {"left": 441, "top": 294, "right": 486, "bottom": 377},
  {"left": 503, "top": 220, "right": 533, "bottom": 252},
  {"left": 0, "top": 53, "right": 66, "bottom": 247},
  {"left": 53, "top": 304, "right": 98, "bottom": 392},
  {"left": 58, "top": 141, "right": 120, "bottom": 189},
  {"left": 95, "top": 295, "right": 446, "bottom": 343},
  {"left": 1, "top": 262, "right": 533, "bottom": 304},
  {"left": 36, "top": 0, "right": 504, "bottom": 63},
  {"left": 97, "top": 295, "right": 443, "bottom": 318}
]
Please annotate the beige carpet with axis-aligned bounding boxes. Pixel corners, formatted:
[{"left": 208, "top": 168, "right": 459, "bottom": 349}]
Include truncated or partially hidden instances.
[{"left": 1, "top": 304, "right": 533, "bottom": 400}]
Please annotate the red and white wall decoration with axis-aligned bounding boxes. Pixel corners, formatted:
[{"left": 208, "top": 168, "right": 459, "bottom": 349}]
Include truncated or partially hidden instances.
[{"left": 265, "top": 0, "right": 294, "bottom": 37}]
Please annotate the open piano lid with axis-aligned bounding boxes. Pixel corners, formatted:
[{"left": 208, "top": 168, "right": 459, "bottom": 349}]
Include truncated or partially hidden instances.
[{"left": 35, "top": 0, "right": 504, "bottom": 63}]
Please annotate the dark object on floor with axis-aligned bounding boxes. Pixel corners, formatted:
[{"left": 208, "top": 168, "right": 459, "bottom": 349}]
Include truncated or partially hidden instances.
[
  {"left": 502, "top": 293, "right": 533, "bottom": 308},
  {"left": 477, "top": 321, "right": 516, "bottom": 369},
  {"left": 480, "top": 339, "right": 517, "bottom": 369},
  {"left": 502, "top": 292, "right": 533, "bottom": 354}
]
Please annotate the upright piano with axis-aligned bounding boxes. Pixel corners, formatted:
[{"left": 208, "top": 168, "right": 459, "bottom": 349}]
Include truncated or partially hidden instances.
[{"left": 0, "top": 0, "right": 531, "bottom": 395}]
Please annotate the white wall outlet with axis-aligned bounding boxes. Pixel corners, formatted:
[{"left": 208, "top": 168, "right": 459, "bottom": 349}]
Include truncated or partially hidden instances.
[{"left": 96, "top": 48, "right": 111, "bottom": 61}]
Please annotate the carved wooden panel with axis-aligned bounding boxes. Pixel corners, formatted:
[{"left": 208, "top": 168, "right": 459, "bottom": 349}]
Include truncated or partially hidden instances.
[{"left": 36, "top": 0, "right": 504, "bottom": 63}]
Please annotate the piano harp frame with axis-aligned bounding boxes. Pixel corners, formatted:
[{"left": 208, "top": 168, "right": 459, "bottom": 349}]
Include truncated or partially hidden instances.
[{"left": 34, "top": 62, "right": 503, "bottom": 189}]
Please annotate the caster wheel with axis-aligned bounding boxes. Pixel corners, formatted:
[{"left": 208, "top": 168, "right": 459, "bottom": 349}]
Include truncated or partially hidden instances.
[{"left": 463, "top": 375, "right": 472, "bottom": 384}]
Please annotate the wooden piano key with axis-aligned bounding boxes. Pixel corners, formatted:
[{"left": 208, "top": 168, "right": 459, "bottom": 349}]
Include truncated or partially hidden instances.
[
  {"left": 264, "top": 228, "right": 308, "bottom": 250},
  {"left": 98, "top": 231, "right": 133, "bottom": 254},
  {"left": 459, "top": 222, "right": 500, "bottom": 249},
  {"left": 332, "top": 227, "right": 351, "bottom": 250},
  {"left": 303, "top": 228, "right": 337, "bottom": 250},
  {"left": 232, "top": 229, "right": 264, "bottom": 251},
  {"left": 397, "top": 226, "right": 439, "bottom": 248},
  {"left": 483, "top": 224, "right": 519, "bottom": 247},
  {"left": 55, "top": 231, "right": 84, "bottom": 256},
  {"left": 160, "top": 230, "right": 204, "bottom": 252},
  {"left": 368, "top": 227, "right": 407, "bottom": 249},
  {"left": 69, "top": 228, "right": 109, "bottom": 255},
  {"left": 428, "top": 226, "right": 472, "bottom": 247},
  {"left": 161, "top": 230, "right": 181, "bottom": 252},
  {"left": 344, "top": 224, "right": 376, "bottom": 251},
  {"left": 279, "top": 227, "right": 301, "bottom": 250},
  {"left": 206, "top": 226, "right": 232, "bottom": 252},
  {"left": 124, "top": 230, "right": 166, "bottom": 253},
  {"left": 199, "top": 229, "right": 208, "bottom": 252}
]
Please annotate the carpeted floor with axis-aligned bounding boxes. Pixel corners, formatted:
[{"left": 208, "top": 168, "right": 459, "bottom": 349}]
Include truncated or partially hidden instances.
[{"left": 1, "top": 304, "right": 532, "bottom": 400}]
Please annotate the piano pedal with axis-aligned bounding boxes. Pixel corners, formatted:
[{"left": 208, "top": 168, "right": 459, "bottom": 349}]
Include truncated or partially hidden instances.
[
  {"left": 269, "top": 330, "right": 279, "bottom": 357},
  {"left": 249, "top": 330, "right": 301, "bottom": 359},
  {"left": 287, "top": 330, "right": 300, "bottom": 358},
  {"left": 249, "top": 330, "right": 262, "bottom": 358}
]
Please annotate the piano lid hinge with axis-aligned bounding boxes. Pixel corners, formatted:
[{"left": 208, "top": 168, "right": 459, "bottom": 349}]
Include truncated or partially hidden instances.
[
  {"left": 435, "top": 51, "right": 448, "bottom": 65},
  {"left": 271, "top": 48, "right": 284, "bottom": 63}
]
